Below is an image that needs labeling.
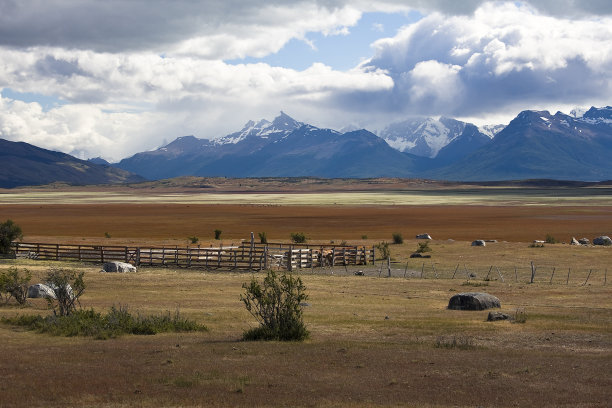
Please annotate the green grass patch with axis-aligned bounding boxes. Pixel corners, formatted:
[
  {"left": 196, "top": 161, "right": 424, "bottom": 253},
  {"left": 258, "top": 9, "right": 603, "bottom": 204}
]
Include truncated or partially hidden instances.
[{"left": 1, "top": 305, "right": 207, "bottom": 339}]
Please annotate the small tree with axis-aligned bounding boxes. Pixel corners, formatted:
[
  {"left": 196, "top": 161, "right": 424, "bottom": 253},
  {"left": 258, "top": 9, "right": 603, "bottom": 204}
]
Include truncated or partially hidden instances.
[
  {"left": 416, "top": 241, "right": 432, "bottom": 253},
  {"left": 240, "top": 270, "right": 309, "bottom": 341},
  {"left": 214, "top": 229, "right": 222, "bottom": 240},
  {"left": 188, "top": 236, "right": 199, "bottom": 244},
  {"left": 375, "top": 241, "right": 390, "bottom": 260},
  {"left": 545, "top": 234, "right": 558, "bottom": 244},
  {"left": 0, "top": 219, "right": 22, "bottom": 255},
  {"left": 392, "top": 233, "right": 404, "bottom": 244},
  {"left": 44, "top": 268, "right": 85, "bottom": 316},
  {"left": 258, "top": 232, "right": 268, "bottom": 244},
  {"left": 290, "top": 232, "right": 307, "bottom": 244},
  {"left": 0, "top": 267, "right": 31, "bottom": 305}
]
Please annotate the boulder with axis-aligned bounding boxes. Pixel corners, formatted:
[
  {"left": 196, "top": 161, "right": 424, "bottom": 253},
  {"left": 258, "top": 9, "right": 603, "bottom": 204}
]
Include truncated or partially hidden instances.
[
  {"left": 27, "top": 283, "right": 57, "bottom": 299},
  {"left": 101, "top": 262, "right": 137, "bottom": 273},
  {"left": 410, "top": 253, "right": 431, "bottom": 258},
  {"left": 471, "top": 240, "right": 486, "bottom": 247},
  {"left": 487, "top": 311, "right": 510, "bottom": 321},
  {"left": 593, "top": 236, "right": 612, "bottom": 246},
  {"left": 415, "top": 233, "right": 432, "bottom": 240},
  {"left": 570, "top": 237, "right": 580, "bottom": 245},
  {"left": 448, "top": 292, "right": 501, "bottom": 311},
  {"left": 578, "top": 238, "right": 590, "bottom": 245}
]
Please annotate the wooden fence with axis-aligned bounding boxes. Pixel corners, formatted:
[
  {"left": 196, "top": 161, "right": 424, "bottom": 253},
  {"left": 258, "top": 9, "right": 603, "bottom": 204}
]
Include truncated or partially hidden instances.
[{"left": 10, "top": 241, "right": 375, "bottom": 271}]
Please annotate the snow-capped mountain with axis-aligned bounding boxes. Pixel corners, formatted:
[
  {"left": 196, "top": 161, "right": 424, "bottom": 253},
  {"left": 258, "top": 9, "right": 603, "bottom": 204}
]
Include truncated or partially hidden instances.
[
  {"left": 114, "top": 106, "right": 612, "bottom": 181},
  {"left": 429, "top": 106, "right": 612, "bottom": 181},
  {"left": 379, "top": 117, "right": 497, "bottom": 158},
  {"left": 214, "top": 111, "right": 302, "bottom": 145}
]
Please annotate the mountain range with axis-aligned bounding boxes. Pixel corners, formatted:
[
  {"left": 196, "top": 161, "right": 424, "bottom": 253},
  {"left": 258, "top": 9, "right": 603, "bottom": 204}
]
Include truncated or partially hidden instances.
[{"left": 1, "top": 106, "right": 611, "bottom": 187}]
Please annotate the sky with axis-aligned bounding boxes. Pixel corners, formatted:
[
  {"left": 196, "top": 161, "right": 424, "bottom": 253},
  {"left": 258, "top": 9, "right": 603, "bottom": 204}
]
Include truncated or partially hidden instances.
[{"left": 0, "top": 0, "right": 610, "bottom": 161}]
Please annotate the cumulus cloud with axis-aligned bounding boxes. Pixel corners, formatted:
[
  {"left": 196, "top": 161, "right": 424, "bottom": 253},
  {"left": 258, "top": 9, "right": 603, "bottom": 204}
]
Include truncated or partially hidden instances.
[
  {"left": 1, "top": 1, "right": 611, "bottom": 160},
  {"left": 364, "top": 1, "right": 612, "bottom": 117}
]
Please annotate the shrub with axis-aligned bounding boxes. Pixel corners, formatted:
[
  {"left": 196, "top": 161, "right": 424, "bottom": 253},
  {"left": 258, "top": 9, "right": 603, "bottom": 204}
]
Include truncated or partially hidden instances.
[
  {"left": 258, "top": 232, "right": 268, "bottom": 244},
  {"left": 361, "top": 235, "right": 368, "bottom": 240},
  {"left": 375, "top": 241, "right": 390, "bottom": 260},
  {"left": 0, "top": 219, "right": 22, "bottom": 255},
  {"left": 290, "top": 232, "right": 307, "bottom": 244},
  {"left": 513, "top": 308, "right": 527, "bottom": 324},
  {"left": 104, "top": 232, "right": 111, "bottom": 239},
  {"left": 416, "top": 241, "right": 432, "bottom": 253},
  {"left": 214, "top": 229, "right": 222, "bottom": 240},
  {"left": 0, "top": 305, "right": 207, "bottom": 339},
  {"left": 44, "top": 268, "right": 86, "bottom": 316},
  {"left": 392, "top": 233, "right": 403, "bottom": 244},
  {"left": 240, "top": 270, "right": 309, "bottom": 341},
  {"left": 0, "top": 267, "right": 31, "bottom": 305},
  {"left": 188, "top": 236, "right": 199, "bottom": 244},
  {"left": 545, "top": 234, "right": 558, "bottom": 244}
]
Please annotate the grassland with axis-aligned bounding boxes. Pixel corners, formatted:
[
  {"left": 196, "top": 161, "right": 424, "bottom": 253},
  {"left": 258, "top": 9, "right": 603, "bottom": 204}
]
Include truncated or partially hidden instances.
[
  {"left": 0, "top": 179, "right": 610, "bottom": 407},
  {"left": 0, "top": 262, "right": 610, "bottom": 407}
]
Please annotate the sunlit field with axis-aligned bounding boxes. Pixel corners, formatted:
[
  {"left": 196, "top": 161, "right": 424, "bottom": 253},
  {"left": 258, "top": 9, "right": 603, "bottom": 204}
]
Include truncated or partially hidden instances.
[{"left": 0, "top": 182, "right": 611, "bottom": 407}]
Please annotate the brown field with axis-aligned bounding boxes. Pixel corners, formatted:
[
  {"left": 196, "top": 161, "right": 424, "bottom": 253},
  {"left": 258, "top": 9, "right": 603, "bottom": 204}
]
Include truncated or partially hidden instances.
[{"left": 0, "top": 181, "right": 611, "bottom": 407}]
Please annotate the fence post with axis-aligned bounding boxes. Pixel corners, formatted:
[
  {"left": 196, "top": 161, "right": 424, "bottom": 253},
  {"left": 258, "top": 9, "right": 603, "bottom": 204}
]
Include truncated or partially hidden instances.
[
  {"left": 495, "top": 266, "right": 504, "bottom": 283},
  {"left": 264, "top": 246, "right": 268, "bottom": 270},
  {"left": 124, "top": 246, "right": 128, "bottom": 263},
  {"left": 78, "top": 245, "right": 81, "bottom": 262},
  {"left": 387, "top": 256, "right": 391, "bottom": 277},
  {"left": 549, "top": 267, "right": 556, "bottom": 284},
  {"left": 100, "top": 246, "right": 104, "bottom": 263},
  {"left": 530, "top": 261, "right": 536, "bottom": 283},
  {"left": 452, "top": 264, "right": 459, "bottom": 279},
  {"left": 56, "top": 244, "right": 59, "bottom": 261},
  {"left": 404, "top": 262, "right": 409, "bottom": 278},
  {"left": 583, "top": 269, "right": 593, "bottom": 286}
]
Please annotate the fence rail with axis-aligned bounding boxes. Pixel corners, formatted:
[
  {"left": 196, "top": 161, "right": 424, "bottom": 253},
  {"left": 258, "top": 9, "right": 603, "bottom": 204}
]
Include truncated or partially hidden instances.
[{"left": 10, "top": 241, "right": 375, "bottom": 271}]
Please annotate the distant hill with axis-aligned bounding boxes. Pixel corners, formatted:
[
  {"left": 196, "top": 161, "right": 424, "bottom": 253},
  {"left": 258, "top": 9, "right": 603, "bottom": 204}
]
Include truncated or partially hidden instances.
[{"left": 0, "top": 138, "right": 145, "bottom": 188}]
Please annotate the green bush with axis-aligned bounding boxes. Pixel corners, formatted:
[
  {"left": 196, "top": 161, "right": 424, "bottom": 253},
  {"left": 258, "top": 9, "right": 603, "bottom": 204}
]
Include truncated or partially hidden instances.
[
  {"left": 104, "top": 232, "right": 111, "bottom": 239},
  {"left": 188, "top": 236, "right": 199, "bottom": 244},
  {"left": 392, "top": 233, "right": 403, "bottom": 244},
  {"left": 0, "top": 219, "right": 22, "bottom": 255},
  {"left": 290, "top": 232, "right": 307, "bottom": 244},
  {"left": 545, "top": 234, "right": 558, "bottom": 244},
  {"left": 416, "top": 241, "right": 432, "bottom": 253},
  {"left": 0, "top": 267, "right": 31, "bottom": 305},
  {"left": 214, "top": 229, "right": 222, "bottom": 240},
  {"left": 1, "top": 305, "right": 207, "bottom": 339},
  {"left": 258, "top": 232, "right": 268, "bottom": 244},
  {"left": 375, "top": 241, "right": 390, "bottom": 260},
  {"left": 240, "top": 270, "right": 309, "bottom": 341},
  {"left": 44, "top": 268, "right": 86, "bottom": 316}
]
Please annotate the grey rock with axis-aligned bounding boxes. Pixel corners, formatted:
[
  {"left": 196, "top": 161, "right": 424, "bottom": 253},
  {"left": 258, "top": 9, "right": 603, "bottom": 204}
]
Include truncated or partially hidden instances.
[
  {"left": 570, "top": 237, "right": 580, "bottom": 245},
  {"left": 578, "top": 238, "right": 590, "bottom": 245},
  {"left": 27, "top": 283, "right": 57, "bottom": 299},
  {"left": 416, "top": 233, "right": 432, "bottom": 240},
  {"left": 471, "top": 240, "right": 486, "bottom": 246},
  {"left": 101, "top": 262, "right": 137, "bottom": 273},
  {"left": 448, "top": 292, "right": 501, "bottom": 311},
  {"left": 487, "top": 311, "right": 510, "bottom": 321},
  {"left": 593, "top": 236, "right": 612, "bottom": 246}
]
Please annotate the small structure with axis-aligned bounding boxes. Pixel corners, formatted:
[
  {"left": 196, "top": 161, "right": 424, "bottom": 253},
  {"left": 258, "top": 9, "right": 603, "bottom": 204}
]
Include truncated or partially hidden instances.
[
  {"left": 471, "top": 240, "right": 486, "bottom": 246},
  {"left": 101, "top": 262, "right": 137, "bottom": 273},
  {"left": 416, "top": 233, "right": 432, "bottom": 240},
  {"left": 448, "top": 292, "right": 500, "bottom": 311}
]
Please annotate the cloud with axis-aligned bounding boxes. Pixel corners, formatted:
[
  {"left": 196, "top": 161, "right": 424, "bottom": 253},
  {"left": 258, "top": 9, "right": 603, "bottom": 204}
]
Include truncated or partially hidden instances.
[{"left": 364, "top": 2, "right": 612, "bottom": 117}]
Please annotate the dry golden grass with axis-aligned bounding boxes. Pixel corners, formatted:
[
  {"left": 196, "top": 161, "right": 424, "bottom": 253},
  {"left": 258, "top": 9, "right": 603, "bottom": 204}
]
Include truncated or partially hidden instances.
[{"left": 0, "top": 260, "right": 610, "bottom": 407}]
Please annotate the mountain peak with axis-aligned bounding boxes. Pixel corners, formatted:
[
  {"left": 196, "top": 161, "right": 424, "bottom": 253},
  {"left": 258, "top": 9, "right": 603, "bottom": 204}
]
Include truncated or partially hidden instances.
[{"left": 271, "top": 111, "right": 301, "bottom": 131}]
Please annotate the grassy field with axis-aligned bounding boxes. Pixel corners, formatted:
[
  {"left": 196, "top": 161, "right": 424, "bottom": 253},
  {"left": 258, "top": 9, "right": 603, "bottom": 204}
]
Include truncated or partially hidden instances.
[
  {"left": 0, "top": 182, "right": 611, "bottom": 406},
  {"left": 0, "top": 261, "right": 610, "bottom": 407}
]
